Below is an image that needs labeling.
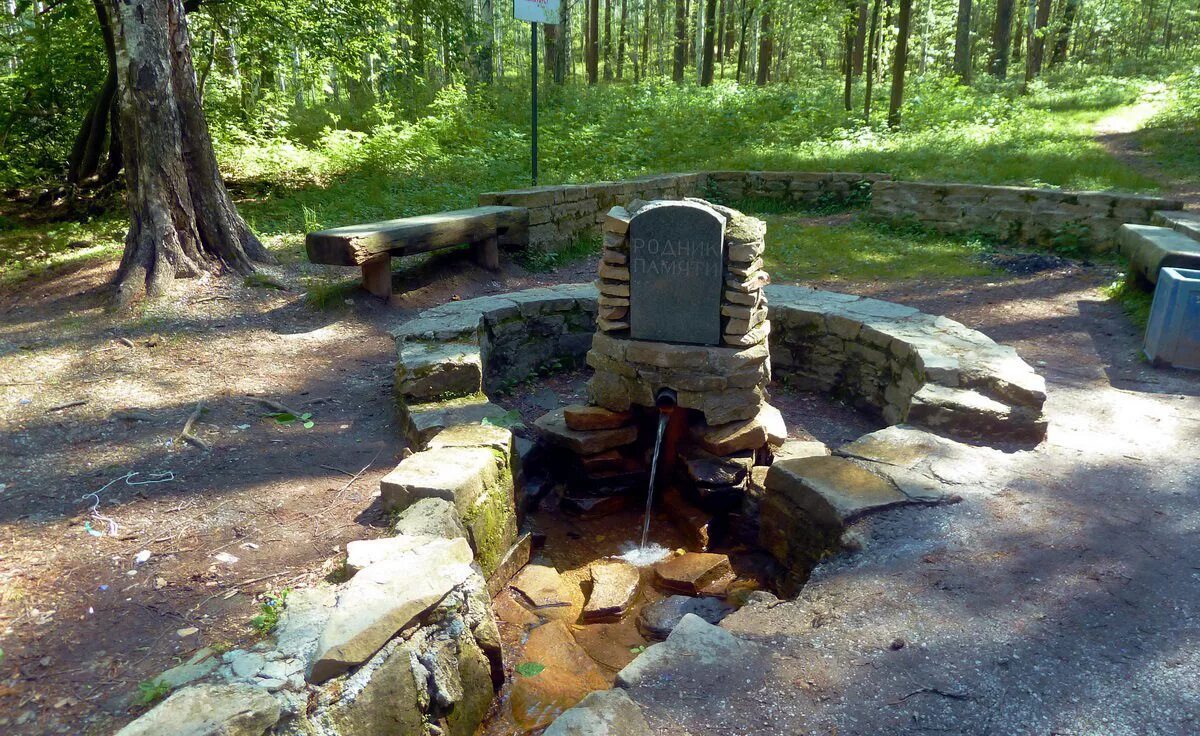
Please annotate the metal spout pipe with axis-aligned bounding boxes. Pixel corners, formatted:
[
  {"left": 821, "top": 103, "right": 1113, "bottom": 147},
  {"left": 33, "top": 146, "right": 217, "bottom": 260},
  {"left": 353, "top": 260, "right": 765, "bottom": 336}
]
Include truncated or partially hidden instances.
[{"left": 654, "top": 387, "right": 678, "bottom": 413}]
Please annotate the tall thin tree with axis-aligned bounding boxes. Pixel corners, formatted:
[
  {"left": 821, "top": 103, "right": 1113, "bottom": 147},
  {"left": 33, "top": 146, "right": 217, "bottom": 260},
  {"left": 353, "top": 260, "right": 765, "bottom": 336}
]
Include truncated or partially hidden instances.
[
  {"left": 953, "top": 0, "right": 972, "bottom": 81},
  {"left": 700, "top": 0, "right": 717, "bottom": 84},
  {"left": 672, "top": 0, "right": 687, "bottom": 81},
  {"left": 886, "top": 0, "right": 913, "bottom": 128},
  {"left": 990, "top": 0, "right": 1016, "bottom": 77},
  {"left": 755, "top": 4, "right": 772, "bottom": 85},
  {"left": 588, "top": 0, "right": 600, "bottom": 83},
  {"left": 863, "top": 0, "right": 882, "bottom": 119}
]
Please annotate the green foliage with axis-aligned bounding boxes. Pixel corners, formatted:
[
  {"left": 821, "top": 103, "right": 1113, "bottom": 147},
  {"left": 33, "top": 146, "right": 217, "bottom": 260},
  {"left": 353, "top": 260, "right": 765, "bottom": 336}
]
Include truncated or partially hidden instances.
[
  {"left": 481, "top": 410, "right": 524, "bottom": 430},
  {"left": 763, "top": 215, "right": 996, "bottom": 282},
  {"left": 250, "top": 588, "right": 291, "bottom": 635},
  {"left": 304, "top": 278, "right": 360, "bottom": 310},
  {"left": 1103, "top": 274, "right": 1155, "bottom": 329},
  {"left": 135, "top": 679, "right": 172, "bottom": 707},
  {"left": 1141, "top": 69, "right": 1200, "bottom": 182},
  {"left": 517, "top": 230, "right": 601, "bottom": 273},
  {"left": 515, "top": 662, "right": 545, "bottom": 677},
  {"left": 243, "top": 272, "right": 288, "bottom": 290},
  {"left": 1047, "top": 222, "right": 1092, "bottom": 258}
]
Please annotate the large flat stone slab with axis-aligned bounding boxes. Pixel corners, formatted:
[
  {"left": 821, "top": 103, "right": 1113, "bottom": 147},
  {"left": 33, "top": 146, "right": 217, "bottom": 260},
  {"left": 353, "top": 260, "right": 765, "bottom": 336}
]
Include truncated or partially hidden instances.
[
  {"left": 509, "top": 621, "right": 609, "bottom": 732},
  {"left": 616, "top": 613, "right": 745, "bottom": 688},
  {"left": 582, "top": 561, "right": 640, "bottom": 623},
  {"left": 544, "top": 688, "right": 653, "bottom": 736},
  {"left": 309, "top": 537, "right": 474, "bottom": 683},
  {"left": 511, "top": 564, "right": 585, "bottom": 623},
  {"left": 563, "top": 404, "right": 633, "bottom": 430},
  {"left": 535, "top": 408, "right": 638, "bottom": 454},
  {"left": 763, "top": 455, "right": 907, "bottom": 529},
  {"left": 115, "top": 683, "right": 281, "bottom": 736},
  {"left": 379, "top": 446, "right": 502, "bottom": 512},
  {"left": 653, "top": 552, "right": 733, "bottom": 595}
]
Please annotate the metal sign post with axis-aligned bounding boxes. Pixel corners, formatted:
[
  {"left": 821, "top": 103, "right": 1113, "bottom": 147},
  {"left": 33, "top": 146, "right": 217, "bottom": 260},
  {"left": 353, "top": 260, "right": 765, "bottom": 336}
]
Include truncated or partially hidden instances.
[
  {"left": 531, "top": 23, "right": 538, "bottom": 186},
  {"left": 514, "top": 0, "right": 559, "bottom": 187}
]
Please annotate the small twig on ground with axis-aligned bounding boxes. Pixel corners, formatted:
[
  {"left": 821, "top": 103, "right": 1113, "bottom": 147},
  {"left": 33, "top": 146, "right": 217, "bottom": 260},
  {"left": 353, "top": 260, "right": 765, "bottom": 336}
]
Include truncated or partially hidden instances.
[
  {"left": 46, "top": 399, "right": 87, "bottom": 413},
  {"left": 334, "top": 449, "right": 385, "bottom": 499},
  {"left": 319, "top": 464, "right": 357, "bottom": 478},
  {"left": 888, "top": 687, "right": 972, "bottom": 705},
  {"left": 191, "top": 295, "right": 232, "bottom": 304},
  {"left": 255, "top": 397, "right": 304, "bottom": 417},
  {"left": 176, "top": 401, "right": 209, "bottom": 449}
]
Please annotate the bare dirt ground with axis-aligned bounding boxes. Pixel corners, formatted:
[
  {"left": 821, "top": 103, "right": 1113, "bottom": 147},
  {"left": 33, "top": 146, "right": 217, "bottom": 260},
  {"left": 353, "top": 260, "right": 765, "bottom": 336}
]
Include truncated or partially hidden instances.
[
  {"left": 3, "top": 121, "right": 1200, "bottom": 733},
  {"left": 0, "top": 250, "right": 590, "bottom": 734}
]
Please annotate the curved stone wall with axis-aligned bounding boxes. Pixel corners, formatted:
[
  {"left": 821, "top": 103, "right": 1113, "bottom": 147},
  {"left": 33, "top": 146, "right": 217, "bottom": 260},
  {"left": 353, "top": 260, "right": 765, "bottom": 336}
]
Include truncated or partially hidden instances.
[{"left": 393, "top": 283, "right": 1047, "bottom": 444}]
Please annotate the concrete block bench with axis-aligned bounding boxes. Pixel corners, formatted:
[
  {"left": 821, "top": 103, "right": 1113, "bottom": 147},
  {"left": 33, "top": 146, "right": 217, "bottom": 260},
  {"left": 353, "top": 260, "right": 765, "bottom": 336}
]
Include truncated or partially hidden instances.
[
  {"left": 1153, "top": 209, "right": 1200, "bottom": 241},
  {"left": 305, "top": 205, "right": 529, "bottom": 298},
  {"left": 1117, "top": 223, "right": 1200, "bottom": 285}
]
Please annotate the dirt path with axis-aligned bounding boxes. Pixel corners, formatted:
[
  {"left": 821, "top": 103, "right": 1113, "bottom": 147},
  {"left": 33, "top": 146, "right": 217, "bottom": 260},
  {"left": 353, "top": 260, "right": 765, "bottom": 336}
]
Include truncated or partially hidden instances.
[{"left": 1094, "top": 84, "right": 1200, "bottom": 208}]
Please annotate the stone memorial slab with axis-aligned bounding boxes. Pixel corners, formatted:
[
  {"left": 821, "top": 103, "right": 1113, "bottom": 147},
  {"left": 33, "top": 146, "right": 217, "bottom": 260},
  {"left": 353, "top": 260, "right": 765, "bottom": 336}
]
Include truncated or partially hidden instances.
[{"left": 628, "top": 201, "right": 726, "bottom": 345}]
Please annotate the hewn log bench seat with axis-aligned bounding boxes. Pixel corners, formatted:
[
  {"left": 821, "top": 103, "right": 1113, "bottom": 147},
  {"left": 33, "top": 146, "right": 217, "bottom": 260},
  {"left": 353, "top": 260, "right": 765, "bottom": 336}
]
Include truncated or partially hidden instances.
[
  {"left": 1118, "top": 223, "right": 1200, "bottom": 285},
  {"left": 305, "top": 205, "right": 529, "bottom": 298}
]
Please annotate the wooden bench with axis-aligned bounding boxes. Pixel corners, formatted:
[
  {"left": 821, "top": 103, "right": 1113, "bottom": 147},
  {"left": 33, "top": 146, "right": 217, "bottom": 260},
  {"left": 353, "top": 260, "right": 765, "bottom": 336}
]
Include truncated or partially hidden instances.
[{"left": 305, "top": 206, "right": 529, "bottom": 298}]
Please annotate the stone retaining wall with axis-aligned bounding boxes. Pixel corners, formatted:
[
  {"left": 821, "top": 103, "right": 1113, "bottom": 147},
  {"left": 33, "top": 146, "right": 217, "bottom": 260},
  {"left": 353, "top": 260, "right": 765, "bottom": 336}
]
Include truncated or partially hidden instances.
[
  {"left": 870, "top": 180, "right": 1184, "bottom": 253},
  {"left": 478, "top": 171, "right": 887, "bottom": 251},
  {"left": 392, "top": 284, "right": 1047, "bottom": 444},
  {"left": 478, "top": 173, "right": 1181, "bottom": 254}
]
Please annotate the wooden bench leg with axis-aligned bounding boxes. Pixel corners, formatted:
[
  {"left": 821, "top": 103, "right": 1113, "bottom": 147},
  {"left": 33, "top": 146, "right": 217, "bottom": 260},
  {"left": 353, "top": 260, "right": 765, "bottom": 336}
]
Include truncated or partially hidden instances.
[
  {"left": 361, "top": 258, "right": 392, "bottom": 299},
  {"left": 472, "top": 235, "right": 500, "bottom": 271}
]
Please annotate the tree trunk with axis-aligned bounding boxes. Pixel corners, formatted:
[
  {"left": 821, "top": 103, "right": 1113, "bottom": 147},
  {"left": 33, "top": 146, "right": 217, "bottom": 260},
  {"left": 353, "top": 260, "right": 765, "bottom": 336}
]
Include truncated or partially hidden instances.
[
  {"left": 617, "top": 0, "right": 628, "bottom": 79},
  {"left": 68, "top": 0, "right": 119, "bottom": 186},
  {"left": 843, "top": 1, "right": 855, "bottom": 110},
  {"left": 887, "top": 0, "right": 912, "bottom": 128},
  {"left": 852, "top": 0, "right": 868, "bottom": 75},
  {"left": 990, "top": 0, "right": 1015, "bottom": 77},
  {"left": 755, "top": 7, "right": 771, "bottom": 85},
  {"left": 1024, "top": 0, "right": 1051, "bottom": 82},
  {"left": 863, "top": 0, "right": 881, "bottom": 119},
  {"left": 556, "top": 0, "right": 570, "bottom": 83},
  {"left": 953, "top": 0, "right": 972, "bottom": 82},
  {"left": 107, "top": 0, "right": 271, "bottom": 307},
  {"left": 604, "top": 0, "right": 613, "bottom": 80},
  {"left": 1050, "top": 0, "right": 1079, "bottom": 65},
  {"left": 735, "top": 0, "right": 750, "bottom": 82},
  {"left": 672, "top": 0, "right": 686, "bottom": 81},
  {"left": 700, "top": 0, "right": 717, "bottom": 84},
  {"left": 588, "top": 0, "right": 600, "bottom": 83}
]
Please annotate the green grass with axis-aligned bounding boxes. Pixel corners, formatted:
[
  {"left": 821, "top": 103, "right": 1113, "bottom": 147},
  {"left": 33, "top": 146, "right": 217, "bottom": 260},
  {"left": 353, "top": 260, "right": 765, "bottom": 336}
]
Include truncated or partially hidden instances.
[
  {"left": 763, "top": 215, "right": 996, "bottom": 282},
  {"left": 1103, "top": 274, "right": 1155, "bottom": 328},
  {"left": 517, "top": 230, "right": 602, "bottom": 272},
  {"left": 134, "top": 679, "right": 171, "bottom": 707},
  {"left": 0, "top": 73, "right": 1181, "bottom": 288},
  {"left": 250, "top": 588, "right": 290, "bottom": 636}
]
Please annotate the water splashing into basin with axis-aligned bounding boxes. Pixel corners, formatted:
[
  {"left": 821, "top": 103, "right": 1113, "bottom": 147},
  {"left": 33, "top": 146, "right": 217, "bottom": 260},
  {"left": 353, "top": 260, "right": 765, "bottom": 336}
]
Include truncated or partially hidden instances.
[{"left": 639, "top": 410, "right": 670, "bottom": 551}]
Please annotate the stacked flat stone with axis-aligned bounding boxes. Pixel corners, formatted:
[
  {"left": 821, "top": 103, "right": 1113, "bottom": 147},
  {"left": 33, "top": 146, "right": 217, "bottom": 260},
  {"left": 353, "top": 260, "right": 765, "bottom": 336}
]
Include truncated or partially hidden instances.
[{"left": 587, "top": 199, "right": 773, "bottom": 426}]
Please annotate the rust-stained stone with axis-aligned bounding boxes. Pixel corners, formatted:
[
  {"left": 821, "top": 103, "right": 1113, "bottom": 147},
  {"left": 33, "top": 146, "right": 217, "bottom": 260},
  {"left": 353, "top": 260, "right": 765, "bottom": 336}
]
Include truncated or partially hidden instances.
[
  {"left": 563, "top": 404, "right": 633, "bottom": 431},
  {"left": 507, "top": 621, "right": 609, "bottom": 732},
  {"left": 582, "top": 561, "right": 640, "bottom": 622},
  {"left": 662, "top": 486, "right": 716, "bottom": 551},
  {"left": 536, "top": 408, "right": 637, "bottom": 454},
  {"left": 654, "top": 552, "right": 733, "bottom": 595},
  {"left": 510, "top": 564, "right": 584, "bottom": 623}
]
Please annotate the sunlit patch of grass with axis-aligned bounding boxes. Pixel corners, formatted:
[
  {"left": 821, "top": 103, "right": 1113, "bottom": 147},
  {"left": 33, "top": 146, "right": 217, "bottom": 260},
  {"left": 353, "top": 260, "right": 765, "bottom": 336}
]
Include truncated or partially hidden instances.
[
  {"left": 304, "top": 276, "right": 360, "bottom": 310},
  {"left": 0, "top": 215, "right": 125, "bottom": 286},
  {"left": 762, "top": 215, "right": 996, "bottom": 282},
  {"left": 1103, "top": 273, "right": 1155, "bottom": 329},
  {"left": 517, "top": 230, "right": 602, "bottom": 273}
]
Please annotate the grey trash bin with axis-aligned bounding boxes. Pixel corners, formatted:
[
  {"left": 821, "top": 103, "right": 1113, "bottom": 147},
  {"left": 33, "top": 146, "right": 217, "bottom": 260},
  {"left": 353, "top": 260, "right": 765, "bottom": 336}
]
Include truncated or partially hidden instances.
[{"left": 1144, "top": 267, "right": 1200, "bottom": 370}]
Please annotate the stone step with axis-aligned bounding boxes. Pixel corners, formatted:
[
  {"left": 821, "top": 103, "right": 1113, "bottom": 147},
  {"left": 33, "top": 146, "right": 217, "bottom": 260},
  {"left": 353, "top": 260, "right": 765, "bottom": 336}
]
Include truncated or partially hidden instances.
[
  {"left": 1117, "top": 224, "right": 1200, "bottom": 285},
  {"left": 906, "top": 384, "right": 1045, "bottom": 442},
  {"left": 1152, "top": 209, "right": 1200, "bottom": 242}
]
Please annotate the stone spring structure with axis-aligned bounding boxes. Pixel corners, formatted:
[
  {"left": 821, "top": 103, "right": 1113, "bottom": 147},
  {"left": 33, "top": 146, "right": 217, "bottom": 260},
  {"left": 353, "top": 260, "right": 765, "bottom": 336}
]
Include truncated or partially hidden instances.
[
  {"left": 529, "top": 199, "right": 787, "bottom": 539},
  {"left": 116, "top": 268, "right": 1050, "bottom": 735}
]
